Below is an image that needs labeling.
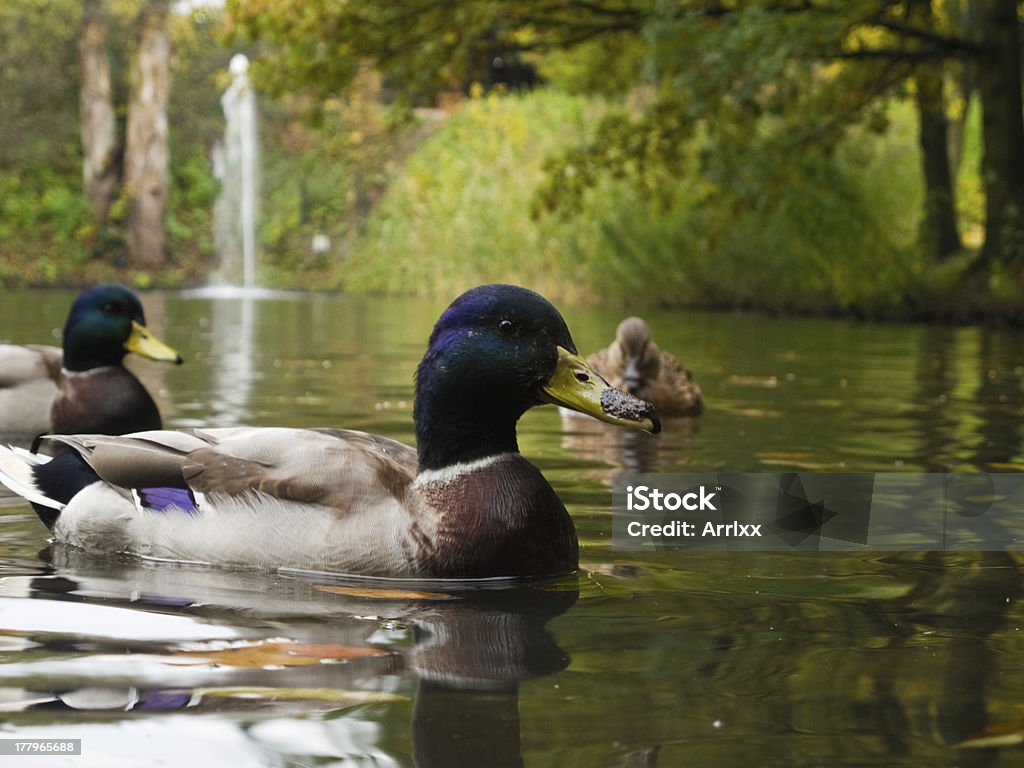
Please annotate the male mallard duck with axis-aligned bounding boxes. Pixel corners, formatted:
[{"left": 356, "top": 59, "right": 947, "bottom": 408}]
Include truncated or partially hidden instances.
[
  {"left": 587, "top": 316, "right": 703, "bottom": 417},
  {"left": 0, "top": 284, "right": 182, "bottom": 438},
  {"left": 0, "top": 285, "right": 658, "bottom": 579}
]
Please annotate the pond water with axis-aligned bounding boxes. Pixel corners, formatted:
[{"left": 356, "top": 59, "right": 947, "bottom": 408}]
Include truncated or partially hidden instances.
[{"left": 2, "top": 288, "right": 1024, "bottom": 767}]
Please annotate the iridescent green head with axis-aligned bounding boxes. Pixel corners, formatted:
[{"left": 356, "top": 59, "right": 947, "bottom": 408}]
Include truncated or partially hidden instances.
[
  {"left": 414, "top": 284, "right": 659, "bottom": 470},
  {"left": 62, "top": 284, "right": 182, "bottom": 372}
]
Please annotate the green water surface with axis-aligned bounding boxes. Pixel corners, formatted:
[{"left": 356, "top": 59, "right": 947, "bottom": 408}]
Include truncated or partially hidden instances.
[{"left": 1, "top": 288, "right": 1023, "bottom": 767}]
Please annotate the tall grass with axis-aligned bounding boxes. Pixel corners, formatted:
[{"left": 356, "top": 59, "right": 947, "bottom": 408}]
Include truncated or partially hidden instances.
[
  {"left": 339, "top": 87, "right": 938, "bottom": 312},
  {"left": 339, "top": 89, "right": 611, "bottom": 302}
]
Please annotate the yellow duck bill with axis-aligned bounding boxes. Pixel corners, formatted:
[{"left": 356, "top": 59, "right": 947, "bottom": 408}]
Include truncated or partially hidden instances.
[
  {"left": 124, "top": 320, "right": 184, "bottom": 364},
  {"left": 540, "top": 346, "right": 661, "bottom": 434}
]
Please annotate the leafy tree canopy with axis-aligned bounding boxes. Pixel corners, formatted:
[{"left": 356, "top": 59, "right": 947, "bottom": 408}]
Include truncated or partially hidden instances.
[{"left": 229, "top": 1, "right": 1022, "bottom": 269}]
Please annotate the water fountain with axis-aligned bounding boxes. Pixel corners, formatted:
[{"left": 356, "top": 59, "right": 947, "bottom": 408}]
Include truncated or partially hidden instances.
[
  {"left": 182, "top": 54, "right": 277, "bottom": 413},
  {"left": 212, "top": 53, "right": 259, "bottom": 292}
]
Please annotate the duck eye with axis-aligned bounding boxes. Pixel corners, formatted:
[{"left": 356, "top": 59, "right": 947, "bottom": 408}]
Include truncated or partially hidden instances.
[
  {"left": 497, "top": 319, "right": 517, "bottom": 336},
  {"left": 101, "top": 303, "right": 117, "bottom": 315}
]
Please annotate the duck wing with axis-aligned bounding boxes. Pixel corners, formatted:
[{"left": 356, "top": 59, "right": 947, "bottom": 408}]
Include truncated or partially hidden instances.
[
  {"left": 647, "top": 349, "right": 703, "bottom": 416},
  {"left": 0, "top": 344, "right": 62, "bottom": 435},
  {"left": 46, "top": 427, "right": 418, "bottom": 508}
]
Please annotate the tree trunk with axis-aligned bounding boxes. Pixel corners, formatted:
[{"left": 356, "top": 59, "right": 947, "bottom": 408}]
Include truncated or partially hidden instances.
[
  {"left": 975, "top": 0, "right": 1024, "bottom": 267},
  {"left": 124, "top": 0, "right": 170, "bottom": 268},
  {"left": 77, "top": 0, "right": 118, "bottom": 223},
  {"left": 916, "top": 72, "right": 961, "bottom": 260},
  {"left": 910, "top": 0, "right": 960, "bottom": 260}
]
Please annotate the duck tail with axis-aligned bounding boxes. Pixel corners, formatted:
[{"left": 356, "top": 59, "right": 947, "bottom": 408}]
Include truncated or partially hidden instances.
[
  {"left": 0, "top": 444, "right": 101, "bottom": 530},
  {"left": 0, "top": 445, "right": 56, "bottom": 509}
]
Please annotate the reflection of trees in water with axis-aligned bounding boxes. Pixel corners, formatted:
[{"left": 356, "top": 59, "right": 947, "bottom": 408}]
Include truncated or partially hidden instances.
[
  {"left": 914, "top": 325, "right": 960, "bottom": 471},
  {"left": 530, "top": 552, "right": 1023, "bottom": 764},
  {"left": 913, "top": 326, "right": 1024, "bottom": 471},
  {"left": 877, "top": 552, "right": 1020, "bottom": 766},
  {"left": 971, "top": 329, "right": 1024, "bottom": 469}
]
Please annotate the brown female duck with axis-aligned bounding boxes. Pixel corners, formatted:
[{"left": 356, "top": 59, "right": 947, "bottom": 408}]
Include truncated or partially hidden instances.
[{"left": 588, "top": 316, "right": 703, "bottom": 417}]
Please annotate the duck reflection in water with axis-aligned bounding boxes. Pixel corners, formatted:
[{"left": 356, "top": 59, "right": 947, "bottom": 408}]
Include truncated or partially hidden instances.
[
  {"left": 4, "top": 547, "right": 579, "bottom": 768},
  {"left": 560, "top": 409, "right": 700, "bottom": 475}
]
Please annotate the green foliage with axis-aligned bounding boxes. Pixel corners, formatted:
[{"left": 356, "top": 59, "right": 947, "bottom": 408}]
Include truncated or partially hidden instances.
[
  {"left": 226, "top": 1, "right": 662, "bottom": 103},
  {"left": 171, "top": 7, "right": 234, "bottom": 152},
  {"left": 256, "top": 72, "right": 411, "bottom": 288},
  {"left": 166, "top": 145, "right": 219, "bottom": 279},
  {"left": 341, "top": 88, "right": 926, "bottom": 313},
  {"left": 534, "top": 93, "right": 694, "bottom": 217},
  {"left": 0, "top": 171, "right": 91, "bottom": 285},
  {"left": 531, "top": 35, "right": 648, "bottom": 95},
  {"left": 0, "top": 2, "right": 221, "bottom": 287},
  {"left": 0, "top": 0, "right": 82, "bottom": 172},
  {"left": 341, "top": 89, "right": 604, "bottom": 301},
  {"left": 225, "top": 0, "right": 513, "bottom": 102}
]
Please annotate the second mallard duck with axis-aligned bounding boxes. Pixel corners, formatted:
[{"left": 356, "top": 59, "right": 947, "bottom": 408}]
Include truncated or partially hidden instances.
[
  {"left": 0, "top": 285, "right": 658, "bottom": 579},
  {"left": 588, "top": 316, "right": 703, "bottom": 417},
  {"left": 0, "top": 284, "right": 182, "bottom": 438}
]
